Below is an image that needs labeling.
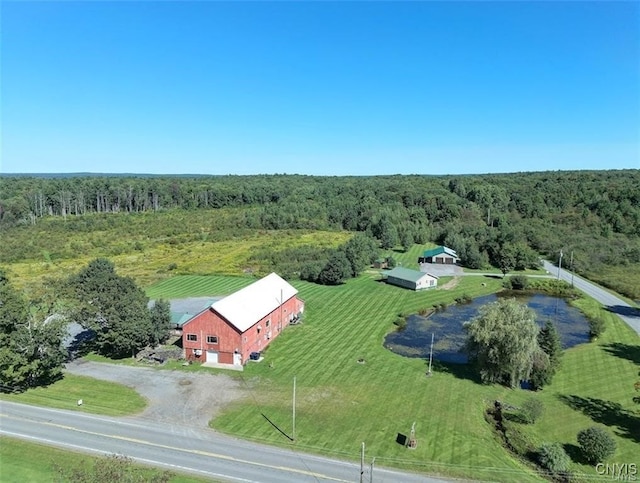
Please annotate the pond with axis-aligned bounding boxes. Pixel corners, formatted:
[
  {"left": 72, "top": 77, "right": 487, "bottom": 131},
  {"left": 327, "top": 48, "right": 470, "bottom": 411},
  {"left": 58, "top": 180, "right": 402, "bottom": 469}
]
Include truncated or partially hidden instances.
[{"left": 384, "top": 293, "right": 591, "bottom": 364}]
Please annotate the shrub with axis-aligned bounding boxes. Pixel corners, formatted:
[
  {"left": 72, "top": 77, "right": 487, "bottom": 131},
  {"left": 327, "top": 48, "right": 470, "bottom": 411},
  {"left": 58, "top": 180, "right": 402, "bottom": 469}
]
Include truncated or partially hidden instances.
[
  {"left": 588, "top": 316, "right": 606, "bottom": 339},
  {"left": 455, "top": 293, "right": 472, "bottom": 304},
  {"left": 393, "top": 317, "right": 407, "bottom": 330},
  {"left": 520, "top": 398, "right": 545, "bottom": 424},
  {"left": 538, "top": 442, "right": 571, "bottom": 475},
  {"left": 503, "top": 421, "right": 535, "bottom": 457},
  {"left": 510, "top": 275, "right": 530, "bottom": 290},
  {"left": 577, "top": 426, "right": 617, "bottom": 464}
]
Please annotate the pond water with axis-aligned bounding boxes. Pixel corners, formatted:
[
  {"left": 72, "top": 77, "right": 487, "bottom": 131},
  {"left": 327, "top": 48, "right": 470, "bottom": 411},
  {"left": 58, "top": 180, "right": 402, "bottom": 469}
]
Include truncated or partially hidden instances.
[{"left": 384, "top": 293, "right": 591, "bottom": 364}]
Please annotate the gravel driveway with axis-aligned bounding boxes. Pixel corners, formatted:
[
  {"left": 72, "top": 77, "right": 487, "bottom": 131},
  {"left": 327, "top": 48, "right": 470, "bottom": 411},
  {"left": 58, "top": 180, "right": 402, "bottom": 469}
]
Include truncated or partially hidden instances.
[{"left": 65, "top": 360, "right": 247, "bottom": 428}]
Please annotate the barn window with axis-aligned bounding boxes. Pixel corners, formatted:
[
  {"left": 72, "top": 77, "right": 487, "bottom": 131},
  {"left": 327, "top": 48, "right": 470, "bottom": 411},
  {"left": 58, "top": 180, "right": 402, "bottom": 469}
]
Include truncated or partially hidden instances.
[
  {"left": 207, "top": 335, "right": 218, "bottom": 344},
  {"left": 266, "top": 319, "right": 271, "bottom": 327},
  {"left": 186, "top": 333, "right": 197, "bottom": 342}
]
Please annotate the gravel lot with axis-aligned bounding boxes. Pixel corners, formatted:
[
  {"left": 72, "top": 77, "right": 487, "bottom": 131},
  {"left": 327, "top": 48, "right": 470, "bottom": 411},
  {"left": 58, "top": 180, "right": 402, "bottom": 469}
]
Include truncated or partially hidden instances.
[{"left": 65, "top": 360, "right": 247, "bottom": 428}]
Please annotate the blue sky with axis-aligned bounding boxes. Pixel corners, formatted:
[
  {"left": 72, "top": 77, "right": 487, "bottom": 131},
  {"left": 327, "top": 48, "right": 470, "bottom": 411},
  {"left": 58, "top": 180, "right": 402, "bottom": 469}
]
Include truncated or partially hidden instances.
[{"left": 2, "top": 1, "right": 639, "bottom": 175}]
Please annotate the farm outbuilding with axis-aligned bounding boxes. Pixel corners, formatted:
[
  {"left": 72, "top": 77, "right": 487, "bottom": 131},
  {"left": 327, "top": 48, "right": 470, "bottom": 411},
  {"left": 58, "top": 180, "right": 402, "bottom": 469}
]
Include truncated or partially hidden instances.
[
  {"left": 418, "top": 246, "right": 459, "bottom": 265},
  {"left": 384, "top": 267, "right": 438, "bottom": 291},
  {"left": 181, "top": 273, "right": 304, "bottom": 367}
]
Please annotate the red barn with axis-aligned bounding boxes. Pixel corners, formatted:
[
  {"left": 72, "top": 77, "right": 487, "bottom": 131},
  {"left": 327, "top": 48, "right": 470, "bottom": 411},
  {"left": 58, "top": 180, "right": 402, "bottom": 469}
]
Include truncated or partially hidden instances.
[{"left": 182, "top": 273, "right": 304, "bottom": 367}]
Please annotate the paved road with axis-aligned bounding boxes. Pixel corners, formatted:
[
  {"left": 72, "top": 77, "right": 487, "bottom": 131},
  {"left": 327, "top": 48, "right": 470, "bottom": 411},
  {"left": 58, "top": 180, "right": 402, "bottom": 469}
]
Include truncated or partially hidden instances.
[
  {"left": 541, "top": 260, "right": 640, "bottom": 336},
  {"left": 0, "top": 401, "right": 445, "bottom": 483}
]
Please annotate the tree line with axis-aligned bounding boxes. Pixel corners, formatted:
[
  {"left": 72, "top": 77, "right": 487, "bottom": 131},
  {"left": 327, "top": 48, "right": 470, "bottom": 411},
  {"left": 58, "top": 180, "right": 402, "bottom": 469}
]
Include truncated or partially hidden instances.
[{"left": 1, "top": 170, "right": 639, "bottom": 296}]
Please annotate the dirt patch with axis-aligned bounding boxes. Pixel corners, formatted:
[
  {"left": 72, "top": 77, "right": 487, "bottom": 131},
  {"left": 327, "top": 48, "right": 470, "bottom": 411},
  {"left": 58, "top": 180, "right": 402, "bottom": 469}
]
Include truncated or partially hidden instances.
[
  {"left": 440, "top": 276, "right": 461, "bottom": 290},
  {"left": 65, "top": 360, "right": 247, "bottom": 428}
]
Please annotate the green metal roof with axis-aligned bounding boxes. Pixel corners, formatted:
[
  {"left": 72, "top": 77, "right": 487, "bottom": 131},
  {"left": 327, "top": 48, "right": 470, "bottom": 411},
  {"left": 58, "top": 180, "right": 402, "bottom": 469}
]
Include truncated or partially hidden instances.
[
  {"left": 385, "top": 267, "right": 431, "bottom": 283},
  {"left": 423, "top": 246, "right": 458, "bottom": 258}
]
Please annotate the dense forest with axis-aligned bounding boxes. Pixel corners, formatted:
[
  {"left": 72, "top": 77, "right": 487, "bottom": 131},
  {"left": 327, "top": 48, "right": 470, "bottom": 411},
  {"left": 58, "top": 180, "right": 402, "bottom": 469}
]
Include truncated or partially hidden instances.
[{"left": 1, "top": 170, "right": 639, "bottom": 298}]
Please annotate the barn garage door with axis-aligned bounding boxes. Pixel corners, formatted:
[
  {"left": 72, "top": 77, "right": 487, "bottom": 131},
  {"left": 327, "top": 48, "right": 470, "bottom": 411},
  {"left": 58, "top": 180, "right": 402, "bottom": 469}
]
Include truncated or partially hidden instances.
[{"left": 206, "top": 350, "right": 218, "bottom": 363}]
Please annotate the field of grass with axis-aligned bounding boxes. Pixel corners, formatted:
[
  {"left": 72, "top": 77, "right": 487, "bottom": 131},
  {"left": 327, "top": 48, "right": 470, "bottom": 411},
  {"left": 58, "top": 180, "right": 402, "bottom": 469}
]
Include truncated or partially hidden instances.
[
  {"left": 515, "top": 299, "right": 640, "bottom": 475},
  {"left": 146, "top": 271, "right": 640, "bottom": 481},
  {"left": 0, "top": 437, "right": 211, "bottom": 483},
  {"left": 0, "top": 374, "right": 147, "bottom": 416},
  {"left": 4, "top": 233, "right": 639, "bottom": 482},
  {"left": 147, "top": 272, "right": 540, "bottom": 481}
]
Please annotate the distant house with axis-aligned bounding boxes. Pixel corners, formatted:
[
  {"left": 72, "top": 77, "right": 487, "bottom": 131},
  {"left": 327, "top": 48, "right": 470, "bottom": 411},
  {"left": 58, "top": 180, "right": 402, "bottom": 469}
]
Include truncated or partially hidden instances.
[
  {"left": 181, "top": 273, "right": 304, "bottom": 367},
  {"left": 418, "top": 246, "right": 459, "bottom": 265},
  {"left": 384, "top": 267, "right": 438, "bottom": 291}
]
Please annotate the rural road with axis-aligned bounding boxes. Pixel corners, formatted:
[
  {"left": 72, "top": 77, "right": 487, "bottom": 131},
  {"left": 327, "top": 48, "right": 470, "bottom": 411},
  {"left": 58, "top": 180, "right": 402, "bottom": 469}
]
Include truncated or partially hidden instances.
[
  {"left": 0, "top": 401, "right": 445, "bottom": 483},
  {"left": 541, "top": 260, "right": 640, "bottom": 336}
]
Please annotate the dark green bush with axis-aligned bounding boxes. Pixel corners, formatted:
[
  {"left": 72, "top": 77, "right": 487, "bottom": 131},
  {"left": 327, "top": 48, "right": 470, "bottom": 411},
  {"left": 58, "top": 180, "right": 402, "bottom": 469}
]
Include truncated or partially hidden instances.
[
  {"left": 577, "top": 426, "right": 616, "bottom": 464},
  {"left": 510, "top": 275, "right": 530, "bottom": 290}
]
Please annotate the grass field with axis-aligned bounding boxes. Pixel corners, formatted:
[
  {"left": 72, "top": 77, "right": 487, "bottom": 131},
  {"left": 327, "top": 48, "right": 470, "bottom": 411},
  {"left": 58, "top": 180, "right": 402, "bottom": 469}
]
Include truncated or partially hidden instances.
[
  {"left": 146, "top": 271, "right": 640, "bottom": 482},
  {"left": 0, "top": 437, "right": 211, "bottom": 483},
  {"left": 0, "top": 374, "right": 147, "bottom": 416}
]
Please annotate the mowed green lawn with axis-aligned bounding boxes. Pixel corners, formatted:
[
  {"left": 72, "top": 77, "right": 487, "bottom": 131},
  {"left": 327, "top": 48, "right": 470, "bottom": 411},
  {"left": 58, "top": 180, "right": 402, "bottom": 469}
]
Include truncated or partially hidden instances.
[
  {"left": 149, "top": 272, "right": 534, "bottom": 481},
  {"left": 0, "top": 374, "right": 146, "bottom": 416},
  {"left": 148, "top": 271, "right": 640, "bottom": 481}
]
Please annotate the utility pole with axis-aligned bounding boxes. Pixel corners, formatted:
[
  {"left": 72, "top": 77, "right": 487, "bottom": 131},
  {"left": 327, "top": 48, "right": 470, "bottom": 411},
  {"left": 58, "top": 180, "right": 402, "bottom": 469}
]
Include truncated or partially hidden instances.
[
  {"left": 570, "top": 250, "right": 574, "bottom": 287},
  {"left": 360, "top": 442, "right": 365, "bottom": 483},
  {"left": 557, "top": 250, "right": 563, "bottom": 281},
  {"left": 292, "top": 376, "right": 296, "bottom": 441},
  {"left": 427, "top": 333, "right": 434, "bottom": 376}
]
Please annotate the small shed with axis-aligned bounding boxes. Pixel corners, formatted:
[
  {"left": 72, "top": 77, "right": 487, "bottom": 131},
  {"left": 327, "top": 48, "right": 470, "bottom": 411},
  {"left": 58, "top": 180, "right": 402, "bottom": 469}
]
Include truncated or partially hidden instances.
[
  {"left": 384, "top": 267, "right": 438, "bottom": 291},
  {"left": 373, "top": 258, "right": 389, "bottom": 269}
]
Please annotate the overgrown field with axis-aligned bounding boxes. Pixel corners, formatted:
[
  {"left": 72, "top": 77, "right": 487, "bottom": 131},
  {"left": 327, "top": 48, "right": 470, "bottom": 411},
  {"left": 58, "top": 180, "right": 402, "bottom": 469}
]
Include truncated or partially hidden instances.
[
  {"left": 148, "top": 272, "right": 640, "bottom": 481},
  {"left": 1, "top": 208, "right": 350, "bottom": 293}
]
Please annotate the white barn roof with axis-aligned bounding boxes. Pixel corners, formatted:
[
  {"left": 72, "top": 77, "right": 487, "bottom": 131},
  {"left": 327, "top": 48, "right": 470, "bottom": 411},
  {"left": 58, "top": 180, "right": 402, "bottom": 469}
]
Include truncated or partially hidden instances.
[{"left": 211, "top": 273, "right": 298, "bottom": 333}]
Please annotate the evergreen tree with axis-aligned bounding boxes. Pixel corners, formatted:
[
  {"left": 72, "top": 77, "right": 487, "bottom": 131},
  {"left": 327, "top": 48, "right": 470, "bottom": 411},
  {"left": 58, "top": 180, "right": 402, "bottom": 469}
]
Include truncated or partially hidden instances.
[
  {"left": 530, "top": 319, "right": 563, "bottom": 389},
  {"left": 318, "top": 252, "right": 351, "bottom": 285},
  {"left": 149, "top": 299, "right": 171, "bottom": 347}
]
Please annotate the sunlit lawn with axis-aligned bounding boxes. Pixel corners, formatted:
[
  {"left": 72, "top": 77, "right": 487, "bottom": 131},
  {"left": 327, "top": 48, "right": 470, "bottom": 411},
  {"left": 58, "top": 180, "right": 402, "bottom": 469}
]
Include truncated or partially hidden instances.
[{"left": 0, "top": 374, "right": 147, "bottom": 416}]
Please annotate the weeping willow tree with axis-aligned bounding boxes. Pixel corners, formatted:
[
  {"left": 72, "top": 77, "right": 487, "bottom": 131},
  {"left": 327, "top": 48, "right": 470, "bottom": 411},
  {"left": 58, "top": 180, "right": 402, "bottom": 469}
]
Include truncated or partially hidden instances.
[{"left": 464, "top": 298, "right": 543, "bottom": 388}]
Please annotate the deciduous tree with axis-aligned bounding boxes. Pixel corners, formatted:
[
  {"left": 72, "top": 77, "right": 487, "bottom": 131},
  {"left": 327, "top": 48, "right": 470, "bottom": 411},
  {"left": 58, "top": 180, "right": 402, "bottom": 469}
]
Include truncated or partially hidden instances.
[
  {"left": 464, "top": 298, "right": 541, "bottom": 388},
  {"left": 67, "top": 258, "right": 154, "bottom": 358},
  {"left": 0, "top": 270, "right": 66, "bottom": 391}
]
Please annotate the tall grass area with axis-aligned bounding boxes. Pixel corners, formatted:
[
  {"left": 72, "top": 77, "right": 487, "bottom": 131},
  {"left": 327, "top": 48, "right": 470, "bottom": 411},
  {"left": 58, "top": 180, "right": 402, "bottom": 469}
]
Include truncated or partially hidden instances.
[
  {"left": 0, "top": 437, "right": 210, "bottom": 483},
  {"left": 4, "top": 221, "right": 349, "bottom": 294},
  {"left": 0, "top": 374, "right": 147, "bottom": 416},
  {"left": 586, "top": 264, "right": 640, "bottom": 303}
]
